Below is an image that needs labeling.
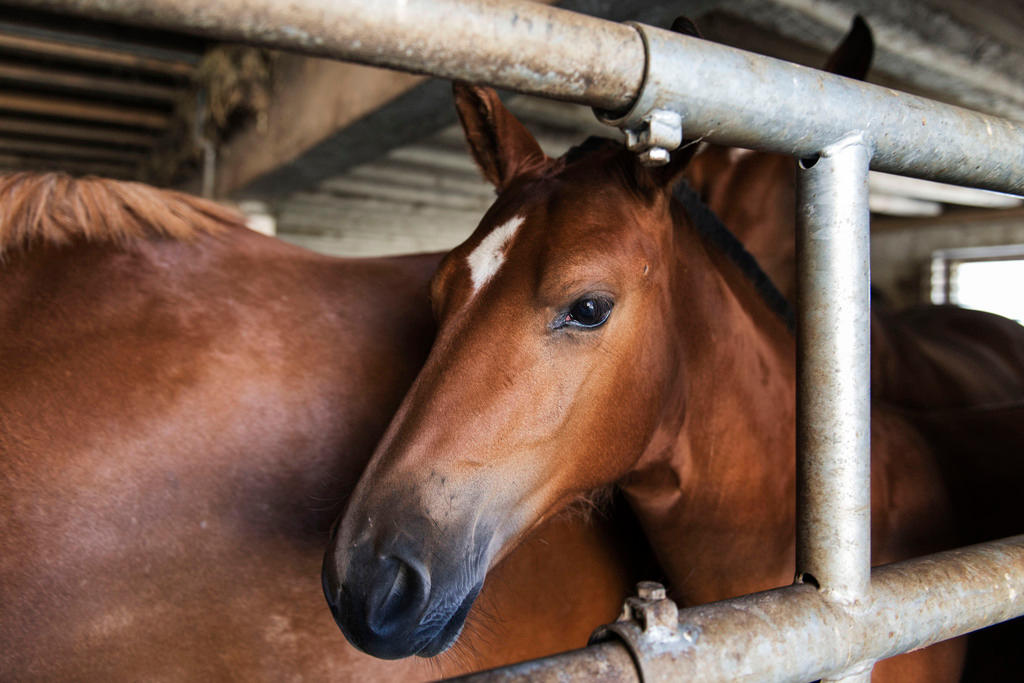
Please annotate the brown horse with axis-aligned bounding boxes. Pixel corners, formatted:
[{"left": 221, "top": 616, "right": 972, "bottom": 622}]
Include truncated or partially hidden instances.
[
  {"left": 684, "top": 16, "right": 1024, "bottom": 414},
  {"left": 323, "top": 83, "right": 989, "bottom": 679},
  {"left": 0, "top": 173, "right": 644, "bottom": 680},
  {"left": 680, "top": 18, "right": 1024, "bottom": 677},
  {"left": 682, "top": 15, "right": 1024, "bottom": 557}
]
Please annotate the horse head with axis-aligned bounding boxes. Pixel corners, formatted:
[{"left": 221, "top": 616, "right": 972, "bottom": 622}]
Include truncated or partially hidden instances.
[{"left": 322, "top": 83, "right": 698, "bottom": 659}]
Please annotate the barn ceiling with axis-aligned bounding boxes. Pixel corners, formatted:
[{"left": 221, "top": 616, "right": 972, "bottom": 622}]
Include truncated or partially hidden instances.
[
  {"left": 0, "top": 4, "right": 206, "bottom": 177},
  {"left": 226, "top": 0, "right": 1024, "bottom": 200},
  {"left": 0, "top": 0, "right": 1021, "bottom": 252},
  {"left": 267, "top": 0, "right": 1024, "bottom": 255}
]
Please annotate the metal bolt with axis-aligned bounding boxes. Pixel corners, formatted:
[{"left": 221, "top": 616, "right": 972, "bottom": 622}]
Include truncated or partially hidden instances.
[
  {"left": 639, "top": 147, "right": 671, "bottom": 166},
  {"left": 637, "top": 581, "right": 667, "bottom": 601},
  {"left": 622, "top": 109, "right": 682, "bottom": 167}
]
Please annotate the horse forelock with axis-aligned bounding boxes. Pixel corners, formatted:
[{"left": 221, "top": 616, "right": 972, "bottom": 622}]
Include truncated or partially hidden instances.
[
  {"left": 0, "top": 171, "right": 244, "bottom": 254},
  {"left": 560, "top": 138, "right": 679, "bottom": 209}
]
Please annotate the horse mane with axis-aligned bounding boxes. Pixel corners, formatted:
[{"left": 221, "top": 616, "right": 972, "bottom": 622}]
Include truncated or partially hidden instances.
[
  {"left": 563, "top": 136, "right": 620, "bottom": 165},
  {"left": 0, "top": 172, "right": 244, "bottom": 255},
  {"left": 673, "top": 180, "right": 795, "bottom": 331}
]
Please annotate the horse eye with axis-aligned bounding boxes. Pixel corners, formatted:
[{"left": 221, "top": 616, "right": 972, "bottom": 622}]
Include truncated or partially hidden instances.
[{"left": 565, "top": 296, "right": 613, "bottom": 328}]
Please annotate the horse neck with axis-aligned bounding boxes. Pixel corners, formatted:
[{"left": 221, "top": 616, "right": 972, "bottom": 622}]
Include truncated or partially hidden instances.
[
  {"left": 686, "top": 147, "right": 797, "bottom": 301},
  {"left": 622, "top": 207, "right": 798, "bottom": 605}
]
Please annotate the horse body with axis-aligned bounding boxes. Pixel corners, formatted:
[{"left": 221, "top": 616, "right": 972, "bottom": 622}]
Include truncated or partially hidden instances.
[
  {"left": 319, "top": 17, "right": 1018, "bottom": 675},
  {"left": 682, "top": 147, "right": 1024, "bottom": 683},
  {"left": 0, "top": 175, "right": 638, "bottom": 679},
  {"left": 324, "top": 84, "right": 988, "bottom": 679},
  {"left": 685, "top": 145, "right": 797, "bottom": 300}
]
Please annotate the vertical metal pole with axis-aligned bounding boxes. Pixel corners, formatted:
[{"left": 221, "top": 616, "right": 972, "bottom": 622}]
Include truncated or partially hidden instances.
[{"left": 796, "top": 136, "right": 873, "bottom": 682}]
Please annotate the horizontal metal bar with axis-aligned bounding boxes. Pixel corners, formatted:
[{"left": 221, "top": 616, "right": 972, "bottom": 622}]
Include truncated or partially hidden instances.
[
  {"left": 5, "top": 0, "right": 644, "bottom": 112},
  {"left": 598, "top": 23, "right": 1024, "bottom": 194},
  {"left": 8, "top": 0, "right": 1024, "bottom": 194},
  {"left": 445, "top": 641, "right": 638, "bottom": 683},
  {"left": 453, "top": 536, "right": 1024, "bottom": 683}
]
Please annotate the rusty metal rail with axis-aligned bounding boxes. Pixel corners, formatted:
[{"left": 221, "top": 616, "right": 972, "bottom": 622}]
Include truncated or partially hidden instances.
[{"left": 454, "top": 536, "right": 1024, "bottom": 682}]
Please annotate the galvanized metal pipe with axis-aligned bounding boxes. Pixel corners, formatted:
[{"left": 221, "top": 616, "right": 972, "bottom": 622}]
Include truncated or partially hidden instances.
[
  {"left": 455, "top": 536, "right": 1024, "bottom": 683},
  {"left": 4, "top": 0, "right": 643, "bottom": 112},
  {"left": 445, "top": 640, "right": 638, "bottom": 683},
  {"left": 795, "top": 137, "right": 873, "bottom": 612},
  {"left": 598, "top": 23, "right": 1024, "bottom": 194},
  {"left": 8, "top": 0, "right": 1024, "bottom": 193},
  {"left": 795, "top": 136, "right": 874, "bottom": 683}
]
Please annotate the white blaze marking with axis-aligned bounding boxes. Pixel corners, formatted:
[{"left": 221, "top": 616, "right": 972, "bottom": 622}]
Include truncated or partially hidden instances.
[{"left": 467, "top": 215, "right": 524, "bottom": 294}]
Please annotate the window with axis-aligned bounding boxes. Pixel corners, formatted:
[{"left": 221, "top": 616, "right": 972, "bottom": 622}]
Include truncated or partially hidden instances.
[{"left": 931, "top": 245, "right": 1024, "bottom": 324}]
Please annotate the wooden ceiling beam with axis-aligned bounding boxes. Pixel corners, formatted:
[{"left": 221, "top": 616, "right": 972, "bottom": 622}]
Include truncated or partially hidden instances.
[
  {"left": 0, "top": 32, "right": 194, "bottom": 77},
  {"left": 0, "top": 152, "right": 134, "bottom": 178},
  {"left": 0, "top": 137, "right": 147, "bottom": 163},
  {"left": 0, "top": 62, "right": 178, "bottom": 102},
  {"left": 0, "top": 92, "right": 169, "bottom": 128},
  {"left": 0, "top": 115, "right": 158, "bottom": 147}
]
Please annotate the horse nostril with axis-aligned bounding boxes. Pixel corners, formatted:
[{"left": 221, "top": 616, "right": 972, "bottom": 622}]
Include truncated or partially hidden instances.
[{"left": 366, "top": 555, "right": 430, "bottom": 637}]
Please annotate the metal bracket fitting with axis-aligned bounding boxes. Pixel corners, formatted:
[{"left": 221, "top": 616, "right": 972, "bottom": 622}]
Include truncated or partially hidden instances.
[
  {"left": 623, "top": 109, "right": 683, "bottom": 166},
  {"left": 618, "top": 581, "right": 680, "bottom": 642},
  {"left": 593, "top": 22, "right": 685, "bottom": 167},
  {"left": 590, "top": 581, "right": 698, "bottom": 682}
]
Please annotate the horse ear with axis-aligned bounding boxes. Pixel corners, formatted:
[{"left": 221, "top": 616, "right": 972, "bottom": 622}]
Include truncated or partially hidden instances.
[
  {"left": 669, "top": 16, "right": 704, "bottom": 39},
  {"left": 453, "top": 82, "right": 546, "bottom": 191},
  {"left": 824, "top": 15, "right": 874, "bottom": 80}
]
